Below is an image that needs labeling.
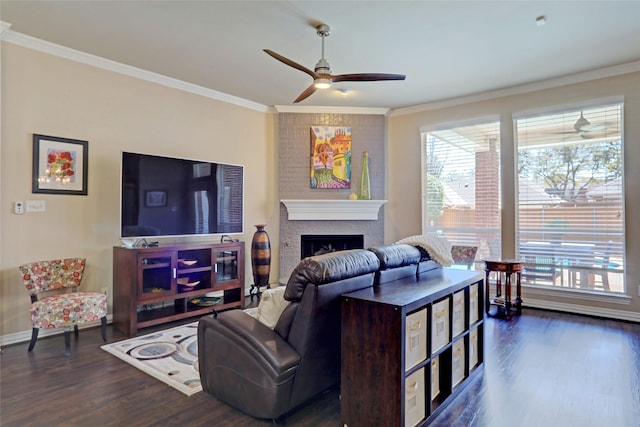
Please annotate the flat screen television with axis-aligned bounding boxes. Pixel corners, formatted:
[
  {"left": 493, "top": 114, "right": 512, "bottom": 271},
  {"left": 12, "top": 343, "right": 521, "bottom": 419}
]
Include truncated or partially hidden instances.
[{"left": 120, "top": 151, "right": 244, "bottom": 238}]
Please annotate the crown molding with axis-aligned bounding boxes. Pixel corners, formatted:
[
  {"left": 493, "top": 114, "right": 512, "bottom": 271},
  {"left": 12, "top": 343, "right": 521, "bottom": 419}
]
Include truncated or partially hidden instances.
[
  {"left": 0, "top": 21, "right": 11, "bottom": 36},
  {"left": 274, "top": 105, "right": 389, "bottom": 115},
  {"left": 4, "top": 20, "right": 637, "bottom": 118},
  {"left": 390, "top": 60, "right": 640, "bottom": 117},
  {"left": 0, "top": 25, "right": 270, "bottom": 113}
]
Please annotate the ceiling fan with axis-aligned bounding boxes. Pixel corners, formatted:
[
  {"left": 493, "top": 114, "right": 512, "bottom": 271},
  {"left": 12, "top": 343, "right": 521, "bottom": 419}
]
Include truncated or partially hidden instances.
[
  {"left": 554, "top": 111, "right": 608, "bottom": 139},
  {"left": 264, "top": 24, "right": 406, "bottom": 103},
  {"left": 571, "top": 111, "right": 607, "bottom": 133}
]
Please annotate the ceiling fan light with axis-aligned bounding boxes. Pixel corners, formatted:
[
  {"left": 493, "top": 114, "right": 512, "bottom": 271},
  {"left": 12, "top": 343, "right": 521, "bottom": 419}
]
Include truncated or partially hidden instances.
[{"left": 314, "top": 78, "right": 331, "bottom": 89}]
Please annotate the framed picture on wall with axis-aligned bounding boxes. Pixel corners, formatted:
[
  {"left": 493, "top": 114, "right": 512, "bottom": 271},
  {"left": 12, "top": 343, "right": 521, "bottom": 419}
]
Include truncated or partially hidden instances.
[
  {"left": 310, "top": 125, "right": 352, "bottom": 189},
  {"left": 145, "top": 190, "right": 167, "bottom": 207},
  {"left": 32, "top": 134, "right": 88, "bottom": 195}
]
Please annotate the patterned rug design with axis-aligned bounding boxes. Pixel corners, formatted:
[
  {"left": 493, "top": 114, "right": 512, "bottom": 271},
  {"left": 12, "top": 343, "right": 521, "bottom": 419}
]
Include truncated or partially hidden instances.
[{"left": 101, "top": 322, "right": 201, "bottom": 396}]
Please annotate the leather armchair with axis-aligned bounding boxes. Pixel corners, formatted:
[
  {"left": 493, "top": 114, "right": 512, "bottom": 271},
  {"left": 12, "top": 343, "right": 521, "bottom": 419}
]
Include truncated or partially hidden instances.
[{"left": 198, "top": 249, "right": 380, "bottom": 420}]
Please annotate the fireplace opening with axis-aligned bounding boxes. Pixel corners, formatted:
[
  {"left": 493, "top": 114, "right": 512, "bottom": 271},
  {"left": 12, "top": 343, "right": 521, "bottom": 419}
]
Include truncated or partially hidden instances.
[{"left": 301, "top": 234, "right": 364, "bottom": 259}]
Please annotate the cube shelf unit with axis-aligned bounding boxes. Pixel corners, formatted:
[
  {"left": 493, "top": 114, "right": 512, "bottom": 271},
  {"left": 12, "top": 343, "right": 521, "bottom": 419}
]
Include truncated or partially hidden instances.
[
  {"left": 113, "top": 241, "right": 244, "bottom": 336},
  {"left": 341, "top": 268, "right": 484, "bottom": 427}
]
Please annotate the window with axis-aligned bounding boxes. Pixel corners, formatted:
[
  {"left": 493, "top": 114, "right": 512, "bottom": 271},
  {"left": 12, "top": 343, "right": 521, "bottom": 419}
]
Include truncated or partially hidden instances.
[
  {"left": 515, "top": 102, "right": 624, "bottom": 293},
  {"left": 422, "top": 119, "right": 501, "bottom": 267}
]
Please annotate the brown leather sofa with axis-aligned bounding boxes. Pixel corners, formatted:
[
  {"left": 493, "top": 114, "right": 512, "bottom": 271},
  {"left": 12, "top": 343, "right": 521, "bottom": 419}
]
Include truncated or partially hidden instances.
[
  {"left": 198, "top": 248, "right": 380, "bottom": 420},
  {"left": 369, "top": 243, "right": 424, "bottom": 284}
]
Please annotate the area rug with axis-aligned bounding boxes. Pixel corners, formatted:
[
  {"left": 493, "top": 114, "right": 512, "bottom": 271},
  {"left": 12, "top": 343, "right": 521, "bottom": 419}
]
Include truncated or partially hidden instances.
[{"left": 101, "top": 322, "right": 201, "bottom": 396}]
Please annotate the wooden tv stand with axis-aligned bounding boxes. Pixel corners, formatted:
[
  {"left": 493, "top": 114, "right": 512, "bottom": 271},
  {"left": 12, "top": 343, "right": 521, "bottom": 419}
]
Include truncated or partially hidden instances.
[{"left": 113, "top": 241, "right": 244, "bottom": 336}]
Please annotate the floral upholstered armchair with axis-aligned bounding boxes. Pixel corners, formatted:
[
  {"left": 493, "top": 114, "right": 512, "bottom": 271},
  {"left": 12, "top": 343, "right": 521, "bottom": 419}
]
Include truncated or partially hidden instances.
[
  {"left": 450, "top": 246, "right": 478, "bottom": 270},
  {"left": 19, "top": 258, "right": 107, "bottom": 355}
]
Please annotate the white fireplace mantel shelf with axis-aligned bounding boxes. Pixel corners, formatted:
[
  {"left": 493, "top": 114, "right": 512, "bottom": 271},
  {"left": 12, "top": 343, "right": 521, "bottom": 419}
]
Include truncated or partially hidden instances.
[{"left": 281, "top": 199, "right": 387, "bottom": 221}]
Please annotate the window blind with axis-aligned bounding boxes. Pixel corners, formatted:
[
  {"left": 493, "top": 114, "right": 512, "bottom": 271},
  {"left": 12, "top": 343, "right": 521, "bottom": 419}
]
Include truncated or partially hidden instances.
[
  {"left": 423, "top": 120, "right": 501, "bottom": 263},
  {"left": 515, "top": 102, "right": 624, "bottom": 292}
]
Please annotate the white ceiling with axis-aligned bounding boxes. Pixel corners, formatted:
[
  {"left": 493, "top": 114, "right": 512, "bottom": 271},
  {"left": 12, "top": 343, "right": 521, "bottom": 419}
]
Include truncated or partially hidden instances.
[{"left": 2, "top": 1, "right": 640, "bottom": 110}]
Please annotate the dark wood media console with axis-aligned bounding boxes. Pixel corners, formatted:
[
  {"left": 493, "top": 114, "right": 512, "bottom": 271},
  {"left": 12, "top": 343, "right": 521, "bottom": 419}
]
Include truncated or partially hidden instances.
[
  {"left": 113, "top": 241, "right": 244, "bottom": 336},
  {"left": 341, "top": 268, "right": 484, "bottom": 427}
]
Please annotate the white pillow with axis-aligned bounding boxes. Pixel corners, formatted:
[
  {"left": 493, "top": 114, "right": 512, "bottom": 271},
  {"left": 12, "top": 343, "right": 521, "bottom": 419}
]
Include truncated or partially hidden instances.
[{"left": 255, "top": 286, "right": 290, "bottom": 329}]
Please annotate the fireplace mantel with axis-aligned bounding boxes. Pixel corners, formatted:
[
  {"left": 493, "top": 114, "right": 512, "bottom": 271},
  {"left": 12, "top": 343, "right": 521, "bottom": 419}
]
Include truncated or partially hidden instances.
[{"left": 281, "top": 199, "right": 387, "bottom": 221}]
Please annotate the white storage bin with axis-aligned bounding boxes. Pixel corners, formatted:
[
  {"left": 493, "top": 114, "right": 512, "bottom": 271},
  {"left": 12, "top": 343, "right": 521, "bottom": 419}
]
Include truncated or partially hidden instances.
[
  {"left": 431, "top": 356, "right": 440, "bottom": 400},
  {"left": 452, "top": 290, "right": 465, "bottom": 337},
  {"left": 431, "top": 298, "right": 450, "bottom": 353},
  {"left": 405, "top": 368, "right": 426, "bottom": 427},
  {"left": 452, "top": 339, "right": 466, "bottom": 387},
  {"left": 469, "top": 283, "right": 479, "bottom": 324},
  {"left": 469, "top": 326, "right": 479, "bottom": 369},
  {"left": 405, "top": 308, "right": 428, "bottom": 370}
]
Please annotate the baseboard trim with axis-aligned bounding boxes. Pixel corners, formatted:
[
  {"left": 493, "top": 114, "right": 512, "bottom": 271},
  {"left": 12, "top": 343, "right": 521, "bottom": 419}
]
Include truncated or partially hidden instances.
[
  {"left": 485, "top": 283, "right": 637, "bottom": 322},
  {"left": 0, "top": 315, "right": 113, "bottom": 348},
  {"left": 523, "top": 298, "right": 640, "bottom": 322},
  {"left": 4, "top": 297, "right": 637, "bottom": 346}
]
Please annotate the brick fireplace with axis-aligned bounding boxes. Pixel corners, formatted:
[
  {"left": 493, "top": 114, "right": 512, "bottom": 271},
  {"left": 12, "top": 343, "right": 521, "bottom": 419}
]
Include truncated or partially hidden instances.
[
  {"left": 278, "top": 209, "right": 385, "bottom": 283},
  {"left": 277, "top": 112, "right": 387, "bottom": 283}
]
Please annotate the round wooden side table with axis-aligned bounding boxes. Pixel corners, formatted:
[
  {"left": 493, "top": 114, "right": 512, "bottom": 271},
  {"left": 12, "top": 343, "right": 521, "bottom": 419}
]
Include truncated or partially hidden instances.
[{"left": 483, "top": 259, "right": 524, "bottom": 317}]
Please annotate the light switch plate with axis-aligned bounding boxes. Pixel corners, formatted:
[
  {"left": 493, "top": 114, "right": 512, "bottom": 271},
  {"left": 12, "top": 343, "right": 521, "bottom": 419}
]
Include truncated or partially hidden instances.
[
  {"left": 26, "top": 200, "right": 46, "bottom": 212},
  {"left": 14, "top": 201, "right": 24, "bottom": 215}
]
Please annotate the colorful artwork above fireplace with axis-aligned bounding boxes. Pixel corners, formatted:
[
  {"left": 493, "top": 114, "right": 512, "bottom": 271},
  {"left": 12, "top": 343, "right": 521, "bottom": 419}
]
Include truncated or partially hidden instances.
[{"left": 310, "top": 126, "right": 352, "bottom": 189}]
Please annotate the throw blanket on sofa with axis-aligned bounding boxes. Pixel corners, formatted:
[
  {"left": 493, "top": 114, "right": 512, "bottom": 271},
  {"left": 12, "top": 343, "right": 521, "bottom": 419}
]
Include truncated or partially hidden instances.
[
  {"left": 244, "top": 286, "right": 290, "bottom": 329},
  {"left": 395, "top": 234, "right": 454, "bottom": 267}
]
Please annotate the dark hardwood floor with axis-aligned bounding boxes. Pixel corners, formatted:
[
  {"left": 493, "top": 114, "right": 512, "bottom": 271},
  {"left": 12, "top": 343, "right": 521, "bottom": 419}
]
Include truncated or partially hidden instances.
[{"left": 1, "top": 308, "right": 639, "bottom": 427}]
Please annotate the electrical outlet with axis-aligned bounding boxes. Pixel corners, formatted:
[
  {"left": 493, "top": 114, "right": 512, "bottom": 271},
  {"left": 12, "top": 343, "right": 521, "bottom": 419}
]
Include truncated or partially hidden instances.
[
  {"left": 101, "top": 287, "right": 109, "bottom": 296},
  {"left": 14, "top": 201, "right": 24, "bottom": 215}
]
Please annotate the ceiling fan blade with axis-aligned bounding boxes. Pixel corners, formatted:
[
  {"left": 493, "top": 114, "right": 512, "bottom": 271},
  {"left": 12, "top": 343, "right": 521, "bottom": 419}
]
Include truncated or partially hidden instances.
[
  {"left": 551, "top": 123, "right": 610, "bottom": 135},
  {"left": 578, "top": 123, "right": 606, "bottom": 132},
  {"left": 331, "top": 73, "right": 406, "bottom": 83},
  {"left": 294, "top": 84, "right": 317, "bottom": 103},
  {"left": 263, "top": 49, "right": 317, "bottom": 79}
]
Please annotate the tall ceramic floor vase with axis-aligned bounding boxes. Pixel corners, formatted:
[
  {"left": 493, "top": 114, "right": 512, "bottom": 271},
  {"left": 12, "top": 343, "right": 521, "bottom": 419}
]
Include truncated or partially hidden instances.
[{"left": 251, "top": 224, "right": 271, "bottom": 297}]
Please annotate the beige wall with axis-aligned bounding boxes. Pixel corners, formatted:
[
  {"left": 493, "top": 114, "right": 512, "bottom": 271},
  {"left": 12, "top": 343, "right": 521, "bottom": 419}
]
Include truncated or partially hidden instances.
[
  {"left": 387, "top": 72, "right": 640, "bottom": 318},
  {"left": 0, "top": 43, "right": 279, "bottom": 338},
  {"left": 2, "top": 41, "right": 638, "bottom": 342}
]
